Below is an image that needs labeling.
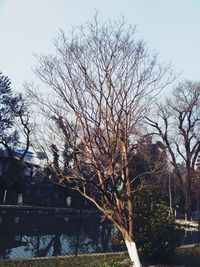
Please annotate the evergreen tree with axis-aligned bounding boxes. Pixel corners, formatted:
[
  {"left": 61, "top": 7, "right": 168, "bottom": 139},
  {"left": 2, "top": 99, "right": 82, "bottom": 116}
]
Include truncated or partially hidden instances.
[{"left": 0, "top": 72, "right": 30, "bottom": 159}]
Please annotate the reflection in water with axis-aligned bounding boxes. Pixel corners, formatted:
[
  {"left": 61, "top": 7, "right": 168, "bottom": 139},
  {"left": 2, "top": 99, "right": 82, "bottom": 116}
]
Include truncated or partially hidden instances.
[
  {"left": 0, "top": 214, "right": 114, "bottom": 259},
  {"left": 24, "top": 234, "right": 62, "bottom": 257},
  {"left": 0, "top": 215, "right": 27, "bottom": 259}
]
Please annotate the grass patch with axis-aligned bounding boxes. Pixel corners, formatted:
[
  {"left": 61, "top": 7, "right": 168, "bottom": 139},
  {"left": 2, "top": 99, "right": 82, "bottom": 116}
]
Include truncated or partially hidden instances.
[
  {"left": 144, "top": 246, "right": 200, "bottom": 267},
  {"left": 171, "top": 246, "right": 200, "bottom": 266}
]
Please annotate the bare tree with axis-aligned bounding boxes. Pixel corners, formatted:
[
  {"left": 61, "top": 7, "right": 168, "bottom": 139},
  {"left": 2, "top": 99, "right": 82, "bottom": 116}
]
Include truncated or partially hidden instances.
[
  {"left": 27, "top": 17, "right": 174, "bottom": 266},
  {"left": 146, "top": 81, "right": 200, "bottom": 219}
]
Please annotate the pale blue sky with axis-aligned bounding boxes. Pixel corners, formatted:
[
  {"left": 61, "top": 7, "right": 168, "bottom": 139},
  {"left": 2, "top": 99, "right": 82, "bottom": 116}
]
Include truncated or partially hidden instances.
[{"left": 0, "top": 0, "right": 199, "bottom": 92}]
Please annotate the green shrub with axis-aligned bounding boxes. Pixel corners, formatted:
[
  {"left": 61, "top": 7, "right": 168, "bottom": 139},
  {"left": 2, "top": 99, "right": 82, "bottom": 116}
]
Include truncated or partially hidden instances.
[{"left": 112, "top": 186, "right": 180, "bottom": 260}]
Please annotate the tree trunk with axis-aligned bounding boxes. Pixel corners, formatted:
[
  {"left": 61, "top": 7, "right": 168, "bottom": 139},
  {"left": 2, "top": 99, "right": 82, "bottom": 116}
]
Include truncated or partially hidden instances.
[
  {"left": 183, "top": 183, "right": 192, "bottom": 221},
  {"left": 3, "top": 189, "right": 7, "bottom": 204},
  {"left": 125, "top": 239, "right": 141, "bottom": 267}
]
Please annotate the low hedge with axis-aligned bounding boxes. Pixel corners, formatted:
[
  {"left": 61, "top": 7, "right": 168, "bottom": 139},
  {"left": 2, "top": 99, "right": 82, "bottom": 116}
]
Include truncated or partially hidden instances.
[
  {"left": 0, "top": 252, "right": 128, "bottom": 267},
  {"left": 1, "top": 247, "right": 200, "bottom": 267}
]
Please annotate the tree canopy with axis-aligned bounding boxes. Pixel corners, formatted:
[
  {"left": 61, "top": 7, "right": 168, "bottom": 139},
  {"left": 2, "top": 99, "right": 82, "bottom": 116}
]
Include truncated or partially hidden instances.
[{"left": 0, "top": 72, "right": 30, "bottom": 160}]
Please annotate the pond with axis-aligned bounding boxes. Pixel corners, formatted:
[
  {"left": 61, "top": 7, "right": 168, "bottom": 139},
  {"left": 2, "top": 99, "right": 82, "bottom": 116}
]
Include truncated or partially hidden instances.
[
  {"left": 0, "top": 212, "right": 200, "bottom": 260},
  {"left": 0, "top": 213, "right": 115, "bottom": 259}
]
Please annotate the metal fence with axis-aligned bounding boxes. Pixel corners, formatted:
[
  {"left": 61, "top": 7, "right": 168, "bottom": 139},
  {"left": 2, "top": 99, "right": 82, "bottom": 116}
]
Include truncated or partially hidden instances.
[
  {"left": 0, "top": 212, "right": 113, "bottom": 260},
  {"left": 1, "top": 210, "right": 200, "bottom": 260}
]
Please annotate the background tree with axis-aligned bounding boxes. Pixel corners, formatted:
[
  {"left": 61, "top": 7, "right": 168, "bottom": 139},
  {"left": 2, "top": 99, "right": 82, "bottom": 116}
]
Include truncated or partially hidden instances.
[
  {"left": 50, "top": 144, "right": 59, "bottom": 170},
  {"left": 0, "top": 72, "right": 30, "bottom": 203},
  {"left": 128, "top": 135, "right": 168, "bottom": 191},
  {"left": 147, "top": 81, "right": 200, "bottom": 219},
  {"left": 0, "top": 72, "right": 30, "bottom": 159},
  {"left": 28, "top": 17, "right": 174, "bottom": 266}
]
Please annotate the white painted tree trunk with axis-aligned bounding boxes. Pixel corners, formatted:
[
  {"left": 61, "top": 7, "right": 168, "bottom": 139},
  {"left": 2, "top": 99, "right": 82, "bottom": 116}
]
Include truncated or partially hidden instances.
[
  {"left": 17, "top": 193, "right": 23, "bottom": 205},
  {"left": 3, "top": 189, "right": 7, "bottom": 204},
  {"left": 66, "top": 196, "right": 71, "bottom": 207},
  {"left": 125, "top": 239, "right": 141, "bottom": 267},
  {"left": 184, "top": 213, "right": 187, "bottom": 221}
]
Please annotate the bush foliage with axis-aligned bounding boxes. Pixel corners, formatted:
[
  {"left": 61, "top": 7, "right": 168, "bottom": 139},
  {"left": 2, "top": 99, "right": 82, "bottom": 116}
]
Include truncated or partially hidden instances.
[{"left": 112, "top": 186, "right": 179, "bottom": 260}]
